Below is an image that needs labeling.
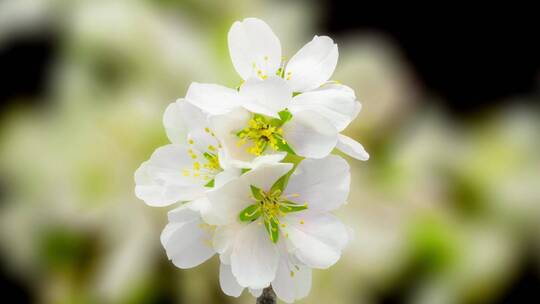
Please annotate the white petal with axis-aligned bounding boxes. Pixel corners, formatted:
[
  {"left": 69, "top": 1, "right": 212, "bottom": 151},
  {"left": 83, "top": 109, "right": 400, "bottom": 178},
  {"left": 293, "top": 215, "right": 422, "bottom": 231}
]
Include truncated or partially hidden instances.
[
  {"left": 163, "top": 99, "right": 219, "bottom": 153},
  {"left": 221, "top": 151, "right": 287, "bottom": 171},
  {"left": 321, "top": 82, "right": 356, "bottom": 98},
  {"left": 212, "top": 222, "right": 242, "bottom": 257},
  {"left": 336, "top": 134, "right": 369, "bottom": 161},
  {"left": 285, "top": 36, "right": 338, "bottom": 92},
  {"left": 231, "top": 221, "right": 279, "bottom": 289},
  {"left": 186, "top": 128, "right": 220, "bottom": 155},
  {"left": 290, "top": 85, "right": 357, "bottom": 132},
  {"left": 209, "top": 108, "right": 254, "bottom": 163},
  {"left": 167, "top": 202, "right": 201, "bottom": 222},
  {"left": 283, "top": 110, "right": 338, "bottom": 159},
  {"left": 352, "top": 101, "right": 362, "bottom": 120},
  {"left": 247, "top": 153, "right": 287, "bottom": 169},
  {"left": 212, "top": 225, "right": 232, "bottom": 254},
  {"left": 242, "top": 162, "right": 293, "bottom": 193},
  {"left": 214, "top": 169, "right": 242, "bottom": 188},
  {"left": 203, "top": 176, "right": 250, "bottom": 226},
  {"left": 185, "top": 196, "right": 211, "bottom": 214},
  {"left": 272, "top": 257, "right": 312, "bottom": 303},
  {"left": 239, "top": 76, "right": 292, "bottom": 117},
  {"left": 228, "top": 18, "right": 281, "bottom": 80},
  {"left": 284, "top": 213, "right": 349, "bottom": 269},
  {"left": 318, "top": 83, "right": 361, "bottom": 119},
  {"left": 322, "top": 83, "right": 362, "bottom": 121},
  {"left": 220, "top": 263, "right": 244, "bottom": 297},
  {"left": 186, "top": 82, "right": 242, "bottom": 115},
  {"left": 285, "top": 155, "right": 350, "bottom": 213},
  {"left": 134, "top": 145, "right": 207, "bottom": 206},
  {"left": 249, "top": 289, "right": 263, "bottom": 297},
  {"left": 160, "top": 207, "right": 215, "bottom": 269},
  {"left": 163, "top": 99, "right": 208, "bottom": 144}
]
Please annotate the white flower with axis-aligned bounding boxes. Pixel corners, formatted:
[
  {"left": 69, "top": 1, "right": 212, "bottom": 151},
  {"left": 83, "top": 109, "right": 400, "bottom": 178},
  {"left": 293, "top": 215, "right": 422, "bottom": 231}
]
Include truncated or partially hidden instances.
[
  {"left": 160, "top": 202, "right": 216, "bottom": 268},
  {"left": 184, "top": 77, "right": 338, "bottom": 163},
  {"left": 228, "top": 17, "right": 336, "bottom": 93},
  {"left": 134, "top": 97, "right": 284, "bottom": 207},
  {"left": 134, "top": 16, "right": 370, "bottom": 304},
  {"left": 198, "top": 155, "right": 351, "bottom": 302},
  {"left": 134, "top": 99, "right": 243, "bottom": 206},
  {"left": 188, "top": 17, "right": 369, "bottom": 162}
]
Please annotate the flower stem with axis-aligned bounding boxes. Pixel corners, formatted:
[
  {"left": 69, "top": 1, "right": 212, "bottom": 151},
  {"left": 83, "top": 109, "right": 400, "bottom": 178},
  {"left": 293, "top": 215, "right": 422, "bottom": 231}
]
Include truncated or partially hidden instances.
[{"left": 256, "top": 286, "right": 276, "bottom": 304}]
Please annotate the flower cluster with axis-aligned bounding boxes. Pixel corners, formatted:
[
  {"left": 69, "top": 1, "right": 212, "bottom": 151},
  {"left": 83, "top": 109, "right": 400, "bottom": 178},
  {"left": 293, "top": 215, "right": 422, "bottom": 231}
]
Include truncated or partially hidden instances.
[{"left": 135, "top": 18, "right": 368, "bottom": 303}]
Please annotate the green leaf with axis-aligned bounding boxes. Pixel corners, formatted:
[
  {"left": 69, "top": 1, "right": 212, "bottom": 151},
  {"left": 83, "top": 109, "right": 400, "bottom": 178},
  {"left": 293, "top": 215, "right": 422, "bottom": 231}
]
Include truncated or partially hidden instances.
[
  {"left": 279, "top": 200, "right": 308, "bottom": 213},
  {"left": 278, "top": 109, "right": 293, "bottom": 124},
  {"left": 241, "top": 168, "right": 251, "bottom": 174},
  {"left": 264, "top": 217, "right": 280, "bottom": 243},
  {"left": 204, "top": 179, "right": 215, "bottom": 188},
  {"left": 250, "top": 185, "right": 264, "bottom": 200},
  {"left": 239, "top": 204, "right": 261, "bottom": 222}
]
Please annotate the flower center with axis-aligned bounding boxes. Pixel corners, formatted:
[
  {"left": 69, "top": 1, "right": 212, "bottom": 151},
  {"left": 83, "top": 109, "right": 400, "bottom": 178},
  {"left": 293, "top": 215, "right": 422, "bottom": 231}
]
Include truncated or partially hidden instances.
[
  {"left": 239, "top": 184, "right": 307, "bottom": 243},
  {"left": 203, "top": 152, "right": 220, "bottom": 171},
  {"left": 236, "top": 111, "right": 295, "bottom": 156},
  {"left": 182, "top": 138, "right": 222, "bottom": 187},
  {"left": 260, "top": 188, "right": 283, "bottom": 220},
  {"left": 236, "top": 114, "right": 285, "bottom": 156}
]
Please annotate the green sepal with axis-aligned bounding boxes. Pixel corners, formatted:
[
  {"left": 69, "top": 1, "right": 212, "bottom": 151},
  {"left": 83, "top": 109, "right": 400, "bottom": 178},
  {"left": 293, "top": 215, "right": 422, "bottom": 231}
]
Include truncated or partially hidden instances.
[
  {"left": 269, "top": 118, "right": 283, "bottom": 127},
  {"left": 276, "top": 67, "right": 284, "bottom": 78},
  {"left": 203, "top": 152, "right": 216, "bottom": 161},
  {"left": 278, "top": 109, "right": 293, "bottom": 124},
  {"left": 279, "top": 200, "right": 308, "bottom": 213},
  {"left": 264, "top": 217, "right": 280, "bottom": 243},
  {"left": 253, "top": 113, "right": 266, "bottom": 122},
  {"left": 257, "top": 139, "right": 268, "bottom": 154},
  {"left": 239, "top": 204, "right": 261, "bottom": 222},
  {"left": 250, "top": 185, "right": 264, "bottom": 200},
  {"left": 274, "top": 133, "right": 296, "bottom": 155},
  {"left": 236, "top": 129, "right": 247, "bottom": 137},
  {"left": 270, "top": 173, "right": 289, "bottom": 195},
  {"left": 204, "top": 179, "right": 215, "bottom": 188}
]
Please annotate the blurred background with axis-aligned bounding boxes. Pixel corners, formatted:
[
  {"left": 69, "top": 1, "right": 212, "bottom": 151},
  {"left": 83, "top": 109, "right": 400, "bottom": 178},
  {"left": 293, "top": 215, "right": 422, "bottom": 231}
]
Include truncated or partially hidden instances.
[{"left": 1, "top": 1, "right": 539, "bottom": 303}]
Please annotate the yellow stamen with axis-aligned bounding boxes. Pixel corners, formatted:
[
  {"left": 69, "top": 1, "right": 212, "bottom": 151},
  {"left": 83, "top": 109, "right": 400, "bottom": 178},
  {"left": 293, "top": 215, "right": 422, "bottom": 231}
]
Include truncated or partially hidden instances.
[{"left": 236, "top": 115, "right": 286, "bottom": 156}]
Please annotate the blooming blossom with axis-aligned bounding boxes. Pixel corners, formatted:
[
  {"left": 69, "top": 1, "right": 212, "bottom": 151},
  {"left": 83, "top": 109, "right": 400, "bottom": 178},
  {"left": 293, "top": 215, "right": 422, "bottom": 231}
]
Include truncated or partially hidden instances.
[
  {"left": 228, "top": 17, "right": 336, "bottom": 93},
  {"left": 134, "top": 16, "right": 368, "bottom": 303},
  {"left": 135, "top": 96, "right": 285, "bottom": 206},
  {"left": 184, "top": 78, "right": 336, "bottom": 163},
  {"left": 202, "top": 156, "right": 350, "bottom": 302},
  {"left": 186, "top": 17, "right": 369, "bottom": 162},
  {"left": 134, "top": 100, "right": 230, "bottom": 206}
]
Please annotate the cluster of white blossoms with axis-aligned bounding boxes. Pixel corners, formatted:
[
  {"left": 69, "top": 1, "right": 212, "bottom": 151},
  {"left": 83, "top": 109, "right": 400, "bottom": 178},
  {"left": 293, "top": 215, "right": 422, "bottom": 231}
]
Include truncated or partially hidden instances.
[{"left": 135, "top": 18, "right": 368, "bottom": 303}]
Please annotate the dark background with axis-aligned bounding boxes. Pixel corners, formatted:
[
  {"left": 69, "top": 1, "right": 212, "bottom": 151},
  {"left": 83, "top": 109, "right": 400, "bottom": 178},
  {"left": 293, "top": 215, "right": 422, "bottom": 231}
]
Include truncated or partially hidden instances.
[{"left": 321, "top": 2, "right": 540, "bottom": 115}]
